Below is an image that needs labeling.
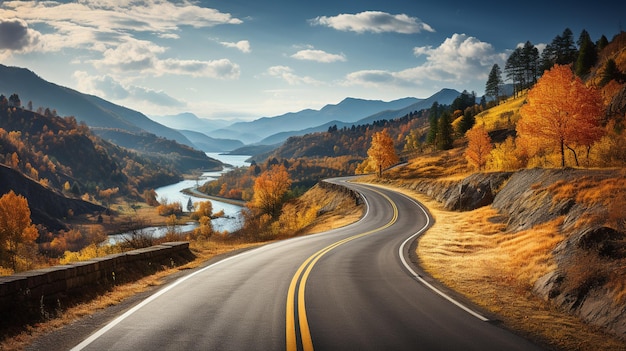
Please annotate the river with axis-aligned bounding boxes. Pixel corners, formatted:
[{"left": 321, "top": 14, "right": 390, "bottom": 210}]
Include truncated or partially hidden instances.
[{"left": 108, "top": 153, "right": 250, "bottom": 244}]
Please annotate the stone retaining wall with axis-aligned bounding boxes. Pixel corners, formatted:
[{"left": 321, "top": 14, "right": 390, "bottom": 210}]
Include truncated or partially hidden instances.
[{"left": 0, "top": 242, "right": 193, "bottom": 325}]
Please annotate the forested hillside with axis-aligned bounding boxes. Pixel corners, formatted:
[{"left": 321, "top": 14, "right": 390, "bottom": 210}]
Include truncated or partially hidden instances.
[{"left": 0, "top": 101, "right": 185, "bottom": 198}]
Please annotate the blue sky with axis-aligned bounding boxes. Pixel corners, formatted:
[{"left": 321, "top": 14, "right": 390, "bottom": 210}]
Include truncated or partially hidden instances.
[{"left": 0, "top": 0, "right": 623, "bottom": 121}]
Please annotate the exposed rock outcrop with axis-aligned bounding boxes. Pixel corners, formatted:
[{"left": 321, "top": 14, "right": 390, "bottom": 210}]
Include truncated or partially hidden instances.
[{"left": 391, "top": 167, "right": 626, "bottom": 339}]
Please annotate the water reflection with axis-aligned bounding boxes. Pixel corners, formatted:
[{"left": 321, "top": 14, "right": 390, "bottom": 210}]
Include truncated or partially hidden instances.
[{"left": 107, "top": 153, "right": 249, "bottom": 244}]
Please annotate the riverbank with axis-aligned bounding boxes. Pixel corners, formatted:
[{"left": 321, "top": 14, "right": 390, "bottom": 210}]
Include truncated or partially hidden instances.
[{"left": 181, "top": 187, "right": 246, "bottom": 207}]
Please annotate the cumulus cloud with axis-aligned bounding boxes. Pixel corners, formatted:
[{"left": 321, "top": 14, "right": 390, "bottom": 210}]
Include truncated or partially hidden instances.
[
  {"left": 91, "top": 39, "right": 240, "bottom": 79},
  {"left": 0, "top": 18, "right": 40, "bottom": 52},
  {"left": 94, "top": 40, "right": 164, "bottom": 72},
  {"left": 267, "top": 66, "right": 323, "bottom": 86},
  {"left": 73, "top": 71, "right": 130, "bottom": 99},
  {"left": 310, "top": 11, "right": 434, "bottom": 34},
  {"left": 73, "top": 71, "right": 185, "bottom": 107},
  {"left": 291, "top": 49, "right": 346, "bottom": 63},
  {"left": 0, "top": 0, "right": 242, "bottom": 52},
  {"left": 220, "top": 40, "right": 251, "bottom": 53},
  {"left": 344, "top": 33, "right": 505, "bottom": 89}
]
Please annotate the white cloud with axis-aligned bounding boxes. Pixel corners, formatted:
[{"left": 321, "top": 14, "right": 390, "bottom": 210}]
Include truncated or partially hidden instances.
[
  {"left": 0, "top": 0, "right": 243, "bottom": 52},
  {"left": 220, "top": 40, "right": 251, "bottom": 53},
  {"left": 158, "top": 58, "right": 240, "bottom": 79},
  {"left": 291, "top": 49, "right": 346, "bottom": 63},
  {"left": 267, "top": 66, "right": 323, "bottom": 86},
  {"left": 73, "top": 71, "right": 130, "bottom": 99},
  {"left": 0, "top": 18, "right": 41, "bottom": 52},
  {"left": 345, "top": 33, "right": 505, "bottom": 90},
  {"left": 73, "top": 70, "right": 185, "bottom": 107},
  {"left": 91, "top": 39, "right": 240, "bottom": 79},
  {"left": 94, "top": 40, "right": 164, "bottom": 71},
  {"left": 310, "top": 11, "right": 434, "bottom": 34}
]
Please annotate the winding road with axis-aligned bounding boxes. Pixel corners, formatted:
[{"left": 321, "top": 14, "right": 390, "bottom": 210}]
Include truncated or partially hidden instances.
[{"left": 70, "top": 179, "right": 545, "bottom": 351}]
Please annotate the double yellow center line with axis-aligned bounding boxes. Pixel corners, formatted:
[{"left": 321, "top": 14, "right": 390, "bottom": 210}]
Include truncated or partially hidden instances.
[{"left": 285, "top": 189, "right": 398, "bottom": 351}]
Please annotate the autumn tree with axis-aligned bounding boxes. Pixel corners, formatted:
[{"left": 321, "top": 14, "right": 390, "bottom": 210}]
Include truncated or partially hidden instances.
[
  {"left": 0, "top": 191, "right": 38, "bottom": 271},
  {"left": 367, "top": 129, "right": 399, "bottom": 177},
  {"left": 190, "top": 201, "right": 213, "bottom": 220},
  {"left": 404, "top": 128, "right": 424, "bottom": 153},
  {"left": 465, "top": 125, "right": 493, "bottom": 170},
  {"left": 517, "top": 64, "right": 605, "bottom": 167},
  {"left": 250, "top": 164, "right": 292, "bottom": 218}
]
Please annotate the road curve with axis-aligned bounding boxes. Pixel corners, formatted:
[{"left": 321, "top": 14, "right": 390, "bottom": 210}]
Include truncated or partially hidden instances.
[{"left": 71, "top": 179, "right": 545, "bottom": 351}]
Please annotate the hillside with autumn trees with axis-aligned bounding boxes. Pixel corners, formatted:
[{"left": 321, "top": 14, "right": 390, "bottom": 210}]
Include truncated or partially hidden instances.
[
  {"left": 190, "top": 29, "right": 626, "bottom": 347},
  {"left": 1, "top": 25, "right": 626, "bottom": 349},
  {"left": 0, "top": 98, "right": 224, "bottom": 273}
]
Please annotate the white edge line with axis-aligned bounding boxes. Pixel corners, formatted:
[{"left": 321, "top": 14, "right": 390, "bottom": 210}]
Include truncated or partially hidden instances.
[
  {"left": 70, "top": 249, "right": 258, "bottom": 351},
  {"left": 343, "top": 181, "right": 488, "bottom": 321},
  {"left": 72, "top": 189, "right": 369, "bottom": 351},
  {"left": 397, "top": 194, "right": 490, "bottom": 322}
]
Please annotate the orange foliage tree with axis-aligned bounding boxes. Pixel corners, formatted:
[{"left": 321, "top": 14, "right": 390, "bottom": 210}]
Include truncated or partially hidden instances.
[
  {"left": 517, "top": 64, "right": 605, "bottom": 167},
  {"left": 250, "top": 164, "right": 292, "bottom": 218},
  {"left": 464, "top": 125, "right": 493, "bottom": 170},
  {"left": 367, "top": 129, "right": 399, "bottom": 177},
  {"left": 0, "top": 191, "right": 38, "bottom": 272}
]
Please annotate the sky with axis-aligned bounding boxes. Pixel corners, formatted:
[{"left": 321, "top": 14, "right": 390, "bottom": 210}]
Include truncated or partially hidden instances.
[{"left": 0, "top": 0, "right": 624, "bottom": 121}]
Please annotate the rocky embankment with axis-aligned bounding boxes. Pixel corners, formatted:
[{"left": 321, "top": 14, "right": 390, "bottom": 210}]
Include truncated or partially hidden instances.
[{"left": 391, "top": 168, "right": 626, "bottom": 339}]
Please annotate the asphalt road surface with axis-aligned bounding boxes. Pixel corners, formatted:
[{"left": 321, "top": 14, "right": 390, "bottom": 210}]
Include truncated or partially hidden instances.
[{"left": 70, "top": 179, "right": 545, "bottom": 351}]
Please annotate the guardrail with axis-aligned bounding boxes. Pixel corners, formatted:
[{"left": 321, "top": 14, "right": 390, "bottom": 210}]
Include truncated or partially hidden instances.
[{"left": 0, "top": 242, "right": 193, "bottom": 326}]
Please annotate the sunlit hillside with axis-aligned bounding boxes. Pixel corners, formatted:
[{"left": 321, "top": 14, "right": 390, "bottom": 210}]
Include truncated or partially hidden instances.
[{"left": 474, "top": 94, "right": 526, "bottom": 131}]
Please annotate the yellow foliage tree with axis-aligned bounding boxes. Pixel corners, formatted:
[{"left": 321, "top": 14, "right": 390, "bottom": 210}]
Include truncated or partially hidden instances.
[
  {"left": 488, "top": 136, "right": 526, "bottom": 171},
  {"left": 517, "top": 64, "right": 605, "bottom": 167},
  {"left": 464, "top": 125, "right": 492, "bottom": 170},
  {"left": 367, "top": 129, "right": 399, "bottom": 177},
  {"left": 250, "top": 164, "right": 292, "bottom": 217},
  {"left": 0, "top": 191, "right": 38, "bottom": 271},
  {"left": 192, "top": 215, "right": 214, "bottom": 238},
  {"left": 190, "top": 201, "right": 213, "bottom": 220}
]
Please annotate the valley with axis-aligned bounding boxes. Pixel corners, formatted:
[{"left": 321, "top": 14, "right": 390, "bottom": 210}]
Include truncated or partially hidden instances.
[{"left": 0, "top": 22, "right": 625, "bottom": 351}]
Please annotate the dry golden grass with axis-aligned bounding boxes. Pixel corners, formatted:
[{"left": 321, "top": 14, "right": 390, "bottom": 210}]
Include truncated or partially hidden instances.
[
  {"left": 298, "top": 185, "right": 364, "bottom": 235},
  {"left": 381, "top": 184, "right": 626, "bottom": 351},
  {"left": 474, "top": 94, "right": 526, "bottom": 131}
]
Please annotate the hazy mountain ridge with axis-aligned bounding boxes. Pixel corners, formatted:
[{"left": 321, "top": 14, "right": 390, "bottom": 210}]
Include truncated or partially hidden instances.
[
  {"left": 0, "top": 64, "right": 195, "bottom": 149},
  {"left": 254, "top": 89, "right": 462, "bottom": 146},
  {"left": 0, "top": 64, "right": 464, "bottom": 153},
  {"left": 178, "top": 129, "right": 244, "bottom": 153},
  {"left": 209, "top": 96, "right": 423, "bottom": 144}
]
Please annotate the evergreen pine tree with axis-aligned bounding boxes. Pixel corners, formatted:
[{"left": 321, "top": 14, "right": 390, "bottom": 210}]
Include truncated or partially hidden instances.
[
  {"left": 436, "top": 111, "right": 454, "bottom": 150},
  {"left": 485, "top": 64, "right": 503, "bottom": 101},
  {"left": 575, "top": 29, "right": 597, "bottom": 77}
]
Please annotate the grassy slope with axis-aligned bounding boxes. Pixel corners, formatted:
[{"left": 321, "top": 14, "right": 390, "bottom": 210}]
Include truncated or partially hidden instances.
[{"left": 368, "top": 93, "right": 626, "bottom": 349}]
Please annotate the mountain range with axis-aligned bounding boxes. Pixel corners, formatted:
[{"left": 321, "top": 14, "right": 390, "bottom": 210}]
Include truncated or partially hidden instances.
[
  {"left": 0, "top": 64, "right": 195, "bottom": 148},
  {"left": 0, "top": 64, "right": 462, "bottom": 154}
]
